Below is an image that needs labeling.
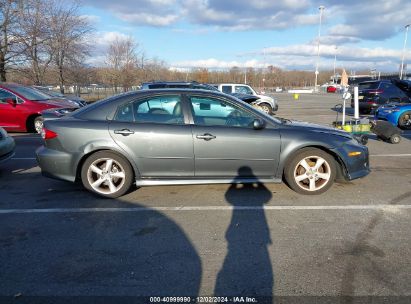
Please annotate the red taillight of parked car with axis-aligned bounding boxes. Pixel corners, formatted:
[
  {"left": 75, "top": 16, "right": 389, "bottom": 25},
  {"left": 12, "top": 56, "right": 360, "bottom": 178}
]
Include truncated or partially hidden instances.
[{"left": 41, "top": 128, "right": 58, "bottom": 140}]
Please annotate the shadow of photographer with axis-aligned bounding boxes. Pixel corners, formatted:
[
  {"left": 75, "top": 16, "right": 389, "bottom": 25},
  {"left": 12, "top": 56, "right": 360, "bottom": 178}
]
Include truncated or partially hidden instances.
[{"left": 215, "top": 166, "right": 273, "bottom": 298}]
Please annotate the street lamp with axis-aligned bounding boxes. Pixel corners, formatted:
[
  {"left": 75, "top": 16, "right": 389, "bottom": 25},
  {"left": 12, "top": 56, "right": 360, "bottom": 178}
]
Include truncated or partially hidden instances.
[
  {"left": 400, "top": 24, "right": 410, "bottom": 80},
  {"left": 314, "top": 5, "right": 325, "bottom": 92},
  {"left": 333, "top": 46, "right": 338, "bottom": 83}
]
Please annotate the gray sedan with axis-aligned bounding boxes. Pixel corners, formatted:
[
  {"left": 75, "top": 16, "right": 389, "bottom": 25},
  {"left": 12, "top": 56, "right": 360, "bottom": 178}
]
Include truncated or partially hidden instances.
[
  {"left": 0, "top": 127, "right": 15, "bottom": 163},
  {"left": 36, "top": 89, "right": 370, "bottom": 198}
]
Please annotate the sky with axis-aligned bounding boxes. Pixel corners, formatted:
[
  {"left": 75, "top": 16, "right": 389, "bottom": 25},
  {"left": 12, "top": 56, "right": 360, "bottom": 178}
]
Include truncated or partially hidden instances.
[{"left": 80, "top": 0, "right": 411, "bottom": 73}]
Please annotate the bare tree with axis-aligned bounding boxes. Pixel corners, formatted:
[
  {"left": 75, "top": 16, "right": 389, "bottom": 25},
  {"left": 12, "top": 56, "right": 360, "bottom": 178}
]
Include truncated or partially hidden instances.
[
  {"left": 105, "top": 36, "right": 139, "bottom": 92},
  {"left": 48, "top": 1, "right": 92, "bottom": 93},
  {"left": 16, "top": 0, "right": 54, "bottom": 84},
  {"left": 0, "top": 0, "right": 23, "bottom": 81}
]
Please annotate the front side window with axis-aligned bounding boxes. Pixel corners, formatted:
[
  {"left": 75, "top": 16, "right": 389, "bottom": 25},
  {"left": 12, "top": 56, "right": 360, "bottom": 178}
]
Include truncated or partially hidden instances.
[
  {"left": 235, "top": 85, "right": 253, "bottom": 95},
  {"left": 0, "top": 89, "right": 16, "bottom": 104},
  {"left": 189, "top": 96, "right": 256, "bottom": 127},
  {"left": 115, "top": 95, "right": 184, "bottom": 125}
]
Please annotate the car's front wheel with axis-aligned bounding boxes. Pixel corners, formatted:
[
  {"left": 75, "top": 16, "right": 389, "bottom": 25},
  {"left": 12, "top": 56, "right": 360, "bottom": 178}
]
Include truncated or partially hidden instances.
[
  {"left": 284, "top": 148, "right": 336, "bottom": 195},
  {"left": 258, "top": 103, "right": 273, "bottom": 115},
  {"left": 81, "top": 151, "right": 134, "bottom": 198},
  {"left": 398, "top": 111, "right": 411, "bottom": 130}
]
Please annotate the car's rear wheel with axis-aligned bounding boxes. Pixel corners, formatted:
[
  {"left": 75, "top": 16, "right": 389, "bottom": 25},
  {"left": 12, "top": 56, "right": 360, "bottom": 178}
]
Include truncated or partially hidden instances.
[
  {"left": 258, "top": 103, "right": 273, "bottom": 115},
  {"left": 34, "top": 116, "right": 44, "bottom": 134},
  {"left": 81, "top": 151, "right": 134, "bottom": 198},
  {"left": 398, "top": 111, "right": 411, "bottom": 130},
  {"left": 284, "top": 148, "right": 336, "bottom": 195},
  {"left": 390, "top": 134, "right": 401, "bottom": 144}
]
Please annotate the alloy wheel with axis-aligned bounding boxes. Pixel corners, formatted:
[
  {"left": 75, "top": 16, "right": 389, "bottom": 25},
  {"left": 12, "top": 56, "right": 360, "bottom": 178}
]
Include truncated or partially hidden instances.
[
  {"left": 34, "top": 118, "right": 43, "bottom": 134},
  {"left": 293, "top": 155, "right": 332, "bottom": 192},
  {"left": 87, "top": 158, "right": 126, "bottom": 195}
]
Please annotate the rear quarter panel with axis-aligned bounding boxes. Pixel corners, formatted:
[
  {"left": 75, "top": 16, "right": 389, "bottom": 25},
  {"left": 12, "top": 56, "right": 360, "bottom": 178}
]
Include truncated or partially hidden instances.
[{"left": 44, "top": 118, "right": 140, "bottom": 180}]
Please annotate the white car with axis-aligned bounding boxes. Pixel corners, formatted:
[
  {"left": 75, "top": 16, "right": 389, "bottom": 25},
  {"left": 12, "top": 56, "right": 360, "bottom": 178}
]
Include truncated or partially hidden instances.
[{"left": 213, "top": 83, "right": 278, "bottom": 115}]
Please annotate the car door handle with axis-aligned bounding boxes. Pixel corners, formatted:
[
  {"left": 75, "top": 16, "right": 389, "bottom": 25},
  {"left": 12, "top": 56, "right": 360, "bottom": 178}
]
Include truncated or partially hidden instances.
[
  {"left": 114, "top": 129, "right": 135, "bottom": 136},
  {"left": 196, "top": 133, "right": 216, "bottom": 141}
]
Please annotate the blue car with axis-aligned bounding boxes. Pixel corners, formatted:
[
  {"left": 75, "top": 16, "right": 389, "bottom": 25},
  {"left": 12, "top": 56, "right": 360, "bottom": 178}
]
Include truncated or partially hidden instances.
[{"left": 375, "top": 103, "right": 411, "bottom": 130}]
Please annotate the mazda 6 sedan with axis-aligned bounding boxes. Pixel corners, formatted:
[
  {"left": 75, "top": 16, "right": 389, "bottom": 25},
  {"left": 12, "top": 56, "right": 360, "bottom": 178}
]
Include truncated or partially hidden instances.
[{"left": 36, "top": 89, "right": 370, "bottom": 198}]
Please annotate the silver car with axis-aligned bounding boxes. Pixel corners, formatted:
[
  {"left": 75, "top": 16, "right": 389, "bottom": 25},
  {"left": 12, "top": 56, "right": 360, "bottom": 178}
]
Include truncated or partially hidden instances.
[{"left": 36, "top": 89, "right": 369, "bottom": 198}]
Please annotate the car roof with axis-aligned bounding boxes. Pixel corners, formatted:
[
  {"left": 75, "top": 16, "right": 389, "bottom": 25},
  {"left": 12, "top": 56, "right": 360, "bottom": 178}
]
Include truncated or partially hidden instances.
[
  {"left": 142, "top": 81, "right": 204, "bottom": 85},
  {"left": 359, "top": 80, "right": 391, "bottom": 84},
  {"left": 0, "top": 82, "right": 25, "bottom": 89}
]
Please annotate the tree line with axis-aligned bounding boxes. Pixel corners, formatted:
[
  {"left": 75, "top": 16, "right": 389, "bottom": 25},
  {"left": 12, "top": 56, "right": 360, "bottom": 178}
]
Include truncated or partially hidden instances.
[{"left": 1, "top": 0, "right": 334, "bottom": 94}]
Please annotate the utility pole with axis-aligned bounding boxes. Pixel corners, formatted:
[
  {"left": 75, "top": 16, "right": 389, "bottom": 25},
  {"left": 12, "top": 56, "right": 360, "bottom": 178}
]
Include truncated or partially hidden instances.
[
  {"left": 314, "top": 5, "right": 325, "bottom": 92},
  {"left": 400, "top": 24, "right": 410, "bottom": 80}
]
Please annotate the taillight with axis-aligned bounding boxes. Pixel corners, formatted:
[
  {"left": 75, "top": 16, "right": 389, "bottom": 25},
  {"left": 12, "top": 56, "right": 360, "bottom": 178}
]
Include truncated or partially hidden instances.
[{"left": 41, "top": 128, "right": 58, "bottom": 140}]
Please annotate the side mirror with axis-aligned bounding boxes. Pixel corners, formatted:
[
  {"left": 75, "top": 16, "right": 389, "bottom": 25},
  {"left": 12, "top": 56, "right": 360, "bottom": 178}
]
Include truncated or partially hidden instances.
[
  {"left": 5, "top": 98, "right": 17, "bottom": 107},
  {"left": 253, "top": 118, "right": 265, "bottom": 130}
]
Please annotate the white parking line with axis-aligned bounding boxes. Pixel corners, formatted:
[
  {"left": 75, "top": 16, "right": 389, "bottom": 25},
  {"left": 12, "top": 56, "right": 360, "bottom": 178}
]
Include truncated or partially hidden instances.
[
  {"left": 370, "top": 154, "right": 411, "bottom": 157},
  {"left": 0, "top": 204, "right": 410, "bottom": 214}
]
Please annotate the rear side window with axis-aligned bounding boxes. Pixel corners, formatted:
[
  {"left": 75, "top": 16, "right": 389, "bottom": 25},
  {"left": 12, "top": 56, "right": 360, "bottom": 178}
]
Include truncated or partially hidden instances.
[
  {"left": 221, "top": 86, "right": 232, "bottom": 94},
  {"left": 114, "top": 95, "right": 184, "bottom": 125}
]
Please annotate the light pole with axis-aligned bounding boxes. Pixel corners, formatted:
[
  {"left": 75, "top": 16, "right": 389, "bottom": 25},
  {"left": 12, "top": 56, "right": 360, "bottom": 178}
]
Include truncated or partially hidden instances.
[
  {"left": 400, "top": 24, "right": 410, "bottom": 80},
  {"left": 333, "top": 46, "right": 338, "bottom": 83},
  {"left": 314, "top": 5, "right": 325, "bottom": 92}
]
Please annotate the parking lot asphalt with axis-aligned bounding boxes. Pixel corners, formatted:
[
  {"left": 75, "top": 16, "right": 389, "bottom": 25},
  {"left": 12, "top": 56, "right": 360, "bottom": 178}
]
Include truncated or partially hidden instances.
[{"left": 1, "top": 93, "right": 411, "bottom": 302}]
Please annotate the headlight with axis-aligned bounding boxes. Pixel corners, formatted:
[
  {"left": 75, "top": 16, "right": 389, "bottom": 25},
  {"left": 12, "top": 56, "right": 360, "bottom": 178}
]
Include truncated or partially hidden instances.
[{"left": 55, "top": 109, "right": 71, "bottom": 115}]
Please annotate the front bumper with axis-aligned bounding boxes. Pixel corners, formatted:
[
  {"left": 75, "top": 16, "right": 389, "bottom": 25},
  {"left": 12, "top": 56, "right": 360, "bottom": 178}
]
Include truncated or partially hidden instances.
[
  {"left": 0, "top": 136, "right": 16, "bottom": 163},
  {"left": 36, "top": 146, "right": 77, "bottom": 182},
  {"left": 333, "top": 141, "right": 370, "bottom": 181}
]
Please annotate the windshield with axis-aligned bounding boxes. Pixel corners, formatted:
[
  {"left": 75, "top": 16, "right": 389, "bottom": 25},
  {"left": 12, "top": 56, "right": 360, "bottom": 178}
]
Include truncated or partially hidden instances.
[
  {"left": 359, "top": 82, "right": 379, "bottom": 90},
  {"left": 12, "top": 86, "right": 52, "bottom": 100},
  {"left": 43, "top": 90, "right": 65, "bottom": 98}
]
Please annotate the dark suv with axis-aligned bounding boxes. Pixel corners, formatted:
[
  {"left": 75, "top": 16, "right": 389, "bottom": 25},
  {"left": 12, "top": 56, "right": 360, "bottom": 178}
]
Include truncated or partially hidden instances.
[
  {"left": 351, "top": 79, "right": 411, "bottom": 114},
  {"left": 141, "top": 81, "right": 219, "bottom": 91}
]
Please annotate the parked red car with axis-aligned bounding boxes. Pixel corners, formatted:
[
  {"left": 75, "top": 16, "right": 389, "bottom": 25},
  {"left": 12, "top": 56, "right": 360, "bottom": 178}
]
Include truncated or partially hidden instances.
[
  {"left": 327, "top": 85, "right": 337, "bottom": 93},
  {"left": 0, "top": 83, "right": 78, "bottom": 133}
]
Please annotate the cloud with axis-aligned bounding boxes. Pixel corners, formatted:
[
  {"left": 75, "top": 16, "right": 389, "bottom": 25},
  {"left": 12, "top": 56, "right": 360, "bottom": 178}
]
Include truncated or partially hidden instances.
[
  {"left": 82, "top": 0, "right": 411, "bottom": 43},
  {"left": 171, "top": 44, "right": 407, "bottom": 72},
  {"left": 80, "top": 14, "right": 101, "bottom": 24},
  {"left": 83, "top": 0, "right": 179, "bottom": 27},
  {"left": 117, "top": 13, "right": 179, "bottom": 26},
  {"left": 323, "top": 0, "right": 411, "bottom": 41},
  {"left": 94, "top": 31, "right": 129, "bottom": 47}
]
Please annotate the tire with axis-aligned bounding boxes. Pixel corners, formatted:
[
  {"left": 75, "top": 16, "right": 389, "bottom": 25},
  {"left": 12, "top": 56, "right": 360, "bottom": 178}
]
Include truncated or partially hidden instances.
[
  {"left": 284, "top": 148, "right": 336, "bottom": 195},
  {"left": 33, "top": 116, "right": 44, "bottom": 134},
  {"left": 390, "top": 134, "right": 401, "bottom": 144},
  {"left": 81, "top": 151, "right": 134, "bottom": 198},
  {"left": 258, "top": 103, "right": 273, "bottom": 115},
  {"left": 398, "top": 111, "right": 411, "bottom": 130}
]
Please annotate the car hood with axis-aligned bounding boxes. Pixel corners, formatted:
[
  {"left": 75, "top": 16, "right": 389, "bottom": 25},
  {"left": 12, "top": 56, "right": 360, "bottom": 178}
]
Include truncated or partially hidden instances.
[
  {"left": 35, "top": 99, "right": 79, "bottom": 108},
  {"left": 283, "top": 119, "right": 353, "bottom": 138},
  {"left": 257, "top": 95, "right": 274, "bottom": 103},
  {"left": 382, "top": 102, "right": 411, "bottom": 108},
  {"left": 231, "top": 93, "right": 260, "bottom": 103}
]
